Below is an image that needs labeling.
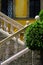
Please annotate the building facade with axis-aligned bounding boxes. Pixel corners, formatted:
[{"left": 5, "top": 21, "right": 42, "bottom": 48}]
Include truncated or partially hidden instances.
[{"left": 0, "top": 0, "right": 43, "bottom": 23}]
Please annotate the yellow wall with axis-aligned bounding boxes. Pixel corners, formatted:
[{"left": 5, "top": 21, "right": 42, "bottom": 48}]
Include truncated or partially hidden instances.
[
  {"left": 15, "top": 0, "right": 28, "bottom": 17},
  {"left": 13, "top": 0, "right": 35, "bottom": 25},
  {"left": 16, "top": 19, "right": 35, "bottom": 26}
]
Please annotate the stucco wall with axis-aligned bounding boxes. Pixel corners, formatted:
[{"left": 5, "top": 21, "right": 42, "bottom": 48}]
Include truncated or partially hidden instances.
[{"left": 13, "top": 0, "right": 29, "bottom": 18}]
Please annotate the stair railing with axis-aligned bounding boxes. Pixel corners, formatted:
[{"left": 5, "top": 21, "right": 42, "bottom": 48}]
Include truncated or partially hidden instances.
[
  {"left": 0, "top": 12, "right": 23, "bottom": 33},
  {"left": 1, "top": 47, "right": 30, "bottom": 65},
  {"left": 0, "top": 23, "right": 31, "bottom": 46},
  {"left": 0, "top": 23, "right": 31, "bottom": 65},
  {"left": 0, "top": 12, "right": 31, "bottom": 65},
  {"left": 0, "top": 29, "right": 25, "bottom": 46}
]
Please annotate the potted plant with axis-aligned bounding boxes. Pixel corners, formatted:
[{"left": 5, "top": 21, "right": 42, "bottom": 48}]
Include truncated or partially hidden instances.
[{"left": 24, "top": 10, "right": 43, "bottom": 65}]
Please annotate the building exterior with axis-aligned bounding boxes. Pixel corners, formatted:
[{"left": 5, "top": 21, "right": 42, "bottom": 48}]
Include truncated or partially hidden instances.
[
  {"left": 0, "top": 0, "right": 43, "bottom": 24},
  {"left": 0, "top": 1, "right": 43, "bottom": 65}
]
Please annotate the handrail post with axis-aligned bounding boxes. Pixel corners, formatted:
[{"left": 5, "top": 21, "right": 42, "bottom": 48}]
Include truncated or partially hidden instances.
[
  {"left": 14, "top": 35, "right": 19, "bottom": 54},
  {"left": 4, "top": 22, "right": 7, "bottom": 31},
  {"left": 10, "top": 25, "right": 14, "bottom": 33},
  {"left": 5, "top": 41, "right": 10, "bottom": 60},
  {"left": 0, "top": 20, "right": 3, "bottom": 29},
  {"left": 0, "top": 20, "right": 1, "bottom": 28}
]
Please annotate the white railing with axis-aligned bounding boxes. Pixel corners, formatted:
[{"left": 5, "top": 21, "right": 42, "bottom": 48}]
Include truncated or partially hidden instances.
[
  {"left": 0, "top": 12, "right": 23, "bottom": 34},
  {"left": 0, "top": 24, "right": 31, "bottom": 46},
  {"left": 0, "top": 16, "right": 23, "bottom": 30},
  {"left": 0, "top": 24, "right": 30, "bottom": 65},
  {"left": 0, "top": 24, "right": 31, "bottom": 65},
  {"left": 0, "top": 12, "right": 23, "bottom": 30},
  {"left": 0, "top": 29, "right": 26, "bottom": 62},
  {"left": 0, "top": 29, "right": 25, "bottom": 46},
  {"left": 0, "top": 12, "right": 31, "bottom": 65}
]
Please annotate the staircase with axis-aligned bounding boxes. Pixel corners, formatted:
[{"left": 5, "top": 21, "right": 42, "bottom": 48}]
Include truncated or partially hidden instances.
[{"left": 0, "top": 12, "right": 32, "bottom": 65}]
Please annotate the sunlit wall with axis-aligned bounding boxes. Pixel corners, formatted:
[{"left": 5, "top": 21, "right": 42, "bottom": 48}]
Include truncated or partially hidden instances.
[{"left": 13, "top": 0, "right": 29, "bottom": 18}]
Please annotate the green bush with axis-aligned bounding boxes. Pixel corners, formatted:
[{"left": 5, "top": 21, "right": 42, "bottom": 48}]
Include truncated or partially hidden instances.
[
  {"left": 39, "top": 10, "right": 43, "bottom": 21},
  {"left": 24, "top": 21, "right": 43, "bottom": 50}
]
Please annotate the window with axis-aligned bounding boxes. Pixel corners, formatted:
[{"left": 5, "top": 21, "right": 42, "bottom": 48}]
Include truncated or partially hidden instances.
[
  {"left": 1, "top": 0, "right": 13, "bottom": 18},
  {"left": 1, "top": 0, "right": 40, "bottom": 19},
  {"left": 29, "top": 0, "right": 40, "bottom": 18},
  {"left": 8, "top": 0, "right": 13, "bottom": 18},
  {"left": 1, "top": 0, "right": 8, "bottom": 15}
]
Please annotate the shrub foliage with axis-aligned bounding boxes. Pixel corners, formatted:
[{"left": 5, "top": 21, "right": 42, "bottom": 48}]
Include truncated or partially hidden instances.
[
  {"left": 39, "top": 10, "right": 43, "bottom": 21},
  {"left": 24, "top": 21, "right": 43, "bottom": 50}
]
